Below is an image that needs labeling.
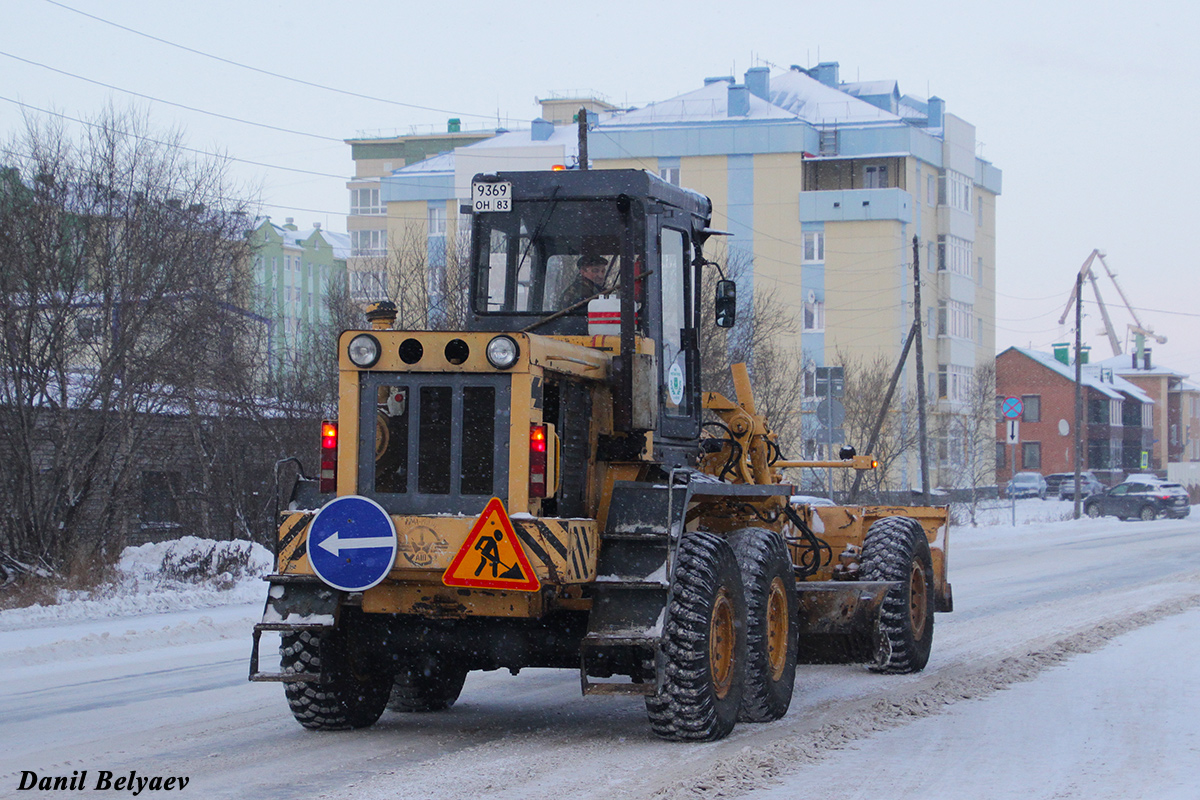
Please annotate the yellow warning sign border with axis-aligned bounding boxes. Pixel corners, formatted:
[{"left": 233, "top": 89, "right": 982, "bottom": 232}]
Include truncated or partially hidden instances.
[{"left": 442, "top": 497, "right": 541, "bottom": 592}]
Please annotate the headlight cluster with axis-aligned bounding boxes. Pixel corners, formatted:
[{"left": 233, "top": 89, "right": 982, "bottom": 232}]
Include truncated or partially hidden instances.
[
  {"left": 486, "top": 335, "right": 520, "bottom": 369},
  {"left": 347, "top": 334, "right": 381, "bottom": 368}
]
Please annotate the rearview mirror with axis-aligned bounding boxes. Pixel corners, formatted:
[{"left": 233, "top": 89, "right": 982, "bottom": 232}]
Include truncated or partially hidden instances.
[{"left": 715, "top": 279, "right": 736, "bottom": 328}]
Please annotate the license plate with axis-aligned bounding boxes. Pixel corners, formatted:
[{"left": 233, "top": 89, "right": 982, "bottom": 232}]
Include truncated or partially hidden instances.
[
  {"left": 1175, "top": 498, "right": 1186, "bottom": 505},
  {"left": 472, "top": 181, "right": 511, "bottom": 212}
]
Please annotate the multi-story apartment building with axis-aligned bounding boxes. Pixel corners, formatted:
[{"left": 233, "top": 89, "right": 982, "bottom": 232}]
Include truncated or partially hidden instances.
[
  {"left": 248, "top": 217, "right": 349, "bottom": 370},
  {"left": 347, "top": 62, "right": 1002, "bottom": 488}
]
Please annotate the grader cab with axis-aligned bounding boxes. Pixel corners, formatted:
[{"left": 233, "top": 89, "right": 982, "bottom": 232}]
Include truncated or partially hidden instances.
[{"left": 250, "top": 169, "right": 951, "bottom": 741}]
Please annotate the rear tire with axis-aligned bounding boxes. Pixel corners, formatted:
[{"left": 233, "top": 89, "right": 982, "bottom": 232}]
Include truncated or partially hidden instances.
[
  {"left": 862, "top": 516, "right": 935, "bottom": 674},
  {"left": 388, "top": 655, "right": 468, "bottom": 712},
  {"left": 646, "top": 531, "right": 746, "bottom": 741},
  {"left": 281, "top": 629, "right": 391, "bottom": 730},
  {"left": 728, "top": 528, "right": 798, "bottom": 723}
]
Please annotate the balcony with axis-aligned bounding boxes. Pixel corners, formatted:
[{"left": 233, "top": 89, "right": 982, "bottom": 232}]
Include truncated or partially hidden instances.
[{"left": 798, "top": 188, "right": 913, "bottom": 224}]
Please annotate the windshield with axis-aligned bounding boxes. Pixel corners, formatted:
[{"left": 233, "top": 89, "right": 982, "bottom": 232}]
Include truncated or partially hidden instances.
[{"left": 473, "top": 200, "right": 628, "bottom": 315}]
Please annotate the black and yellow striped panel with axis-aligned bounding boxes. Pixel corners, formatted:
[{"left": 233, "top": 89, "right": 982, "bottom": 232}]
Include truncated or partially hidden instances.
[{"left": 277, "top": 512, "right": 314, "bottom": 574}]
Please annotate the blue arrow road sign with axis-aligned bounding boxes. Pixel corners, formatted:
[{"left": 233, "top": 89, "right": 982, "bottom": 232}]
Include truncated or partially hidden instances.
[
  {"left": 1001, "top": 396, "right": 1023, "bottom": 419},
  {"left": 307, "top": 495, "right": 397, "bottom": 592}
]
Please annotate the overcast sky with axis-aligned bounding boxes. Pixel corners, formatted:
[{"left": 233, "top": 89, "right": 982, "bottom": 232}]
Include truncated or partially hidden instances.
[{"left": 4, "top": 0, "right": 1199, "bottom": 378}]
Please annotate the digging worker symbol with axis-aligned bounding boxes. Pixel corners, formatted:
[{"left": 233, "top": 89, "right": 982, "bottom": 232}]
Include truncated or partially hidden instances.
[{"left": 472, "top": 527, "right": 525, "bottom": 580}]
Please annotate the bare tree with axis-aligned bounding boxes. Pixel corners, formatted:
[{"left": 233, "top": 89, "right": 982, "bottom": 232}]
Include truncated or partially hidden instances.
[
  {"left": 833, "top": 349, "right": 924, "bottom": 500},
  {"left": 697, "top": 244, "right": 807, "bottom": 460},
  {"left": 0, "top": 108, "right": 261, "bottom": 577},
  {"left": 381, "top": 219, "right": 472, "bottom": 331},
  {"left": 934, "top": 362, "right": 997, "bottom": 523}
]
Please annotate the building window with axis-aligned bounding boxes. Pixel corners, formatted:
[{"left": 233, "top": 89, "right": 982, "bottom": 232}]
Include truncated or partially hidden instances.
[
  {"left": 1022, "top": 441, "right": 1041, "bottom": 470},
  {"left": 937, "top": 235, "right": 973, "bottom": 277},
  {"left": 803, "top": 291, "right": 825, "bottom": 332},
  {"left": 996, "top": 442, "right": 1006, "bottom": 469},
  {"left": 428, "top": 206, "right": 446, "bottom": 236},
  {"left": 937, "top": 300, "right": 973, "bottom": 339},
  {"left": 927, "top": 241, "right": 935, "bottom": 273},
  {"left": 977, "top": 316, "right": 985, "bottom": 345},
  {"left": 940, "top": 170, "right": 972, "bottom": 212},
  {"left": 927, "top": 173, "right": 936, "bottom": 207},
  {"left": 350, "top": 187, "right": 383, "bottom": 216},
  {"left": 938, "top": 364, "right": 971, "bottom": 402},
  {"left": 864, "top": 164, "right": 888, "bottom": 188},
  {"left": 351, "top": 229, "right": 387, "bottom": 256},
  {"left": 659, "top": 167, "right": 680, "bottom": 185},
  {"left": 1022, "top": 395, "right": 1041, "bottom": 423},
  {"left": 803, "top": 231, "right": 825, "bottom": 263},
  {"left": 977, "top": 199, "right": 984, "bottom": 227},
  {"left": 349, "top": 270, "right": 388, "bottom": 301}
]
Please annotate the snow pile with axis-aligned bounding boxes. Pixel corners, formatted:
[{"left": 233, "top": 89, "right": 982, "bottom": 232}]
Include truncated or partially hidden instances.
[{"left": 0, "top": 537, "right": 271, "bottom": 631}]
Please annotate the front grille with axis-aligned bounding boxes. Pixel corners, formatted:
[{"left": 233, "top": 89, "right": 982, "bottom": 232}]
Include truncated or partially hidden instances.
[{"left": 359, "top": 373, "right": 510, "bottom": 515}]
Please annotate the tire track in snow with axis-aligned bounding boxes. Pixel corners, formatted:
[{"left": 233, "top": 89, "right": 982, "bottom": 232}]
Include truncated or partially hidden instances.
[{"left": 651, "top": 591, "right": 1200, "bottom": 800}]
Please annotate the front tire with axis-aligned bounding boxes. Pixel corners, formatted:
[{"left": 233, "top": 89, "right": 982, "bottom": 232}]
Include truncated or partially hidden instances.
[
  {"left": 862, "top": 517, "right": 935, "bottom": 674},
  {"left": 728, "top": 528, "right": 798, "bottom": 723},
  {"left": 1139, "top": 505, "right": 1158, "bottom": 522},
  {"left": 1085, "top": 503, "right": 1101, "bottom": 518},
  {"left": 281, "top": 629, "right": 391, "bottom": 730},
  {"left": 646, "top": 531, "right": 746, "bottom": 741}
]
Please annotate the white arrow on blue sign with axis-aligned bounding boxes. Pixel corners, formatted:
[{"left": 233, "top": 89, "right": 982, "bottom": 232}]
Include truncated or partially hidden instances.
[{"left": 307, "top": 495, "right": 397, "bottom": 592}]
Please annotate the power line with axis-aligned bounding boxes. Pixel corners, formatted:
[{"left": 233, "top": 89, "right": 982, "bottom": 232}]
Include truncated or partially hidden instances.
[
  {"left": 0, "top": 49, "right": 344, "bottom": 143},
  {"left": 0, "top": 95, "right": 350, "bottom": 180},
  {"left": 40, "top": 0, "right": 497, "bottom": 121}
]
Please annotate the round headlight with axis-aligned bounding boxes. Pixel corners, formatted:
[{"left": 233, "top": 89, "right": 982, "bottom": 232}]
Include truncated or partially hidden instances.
[
  {"left": 347, "top": 334, "right": 381, "bottom": 368},
  {"left": 486, "top": 335, "right": 520, "bottom": 369}
]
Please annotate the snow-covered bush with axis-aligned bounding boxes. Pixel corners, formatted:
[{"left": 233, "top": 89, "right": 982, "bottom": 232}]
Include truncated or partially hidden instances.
[{"left": 120, "top": 536, "right": 272, "bottom": 590}]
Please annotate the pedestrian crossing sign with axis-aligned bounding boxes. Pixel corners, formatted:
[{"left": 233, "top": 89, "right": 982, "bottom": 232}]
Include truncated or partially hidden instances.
[{"left": 442, "top": 497, "right": 540, "bottom": 592}]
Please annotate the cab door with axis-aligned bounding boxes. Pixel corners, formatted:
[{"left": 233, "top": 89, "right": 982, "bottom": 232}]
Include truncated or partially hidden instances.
[{"left": 658, "top": 226, "right": 700, "bottom": 441}]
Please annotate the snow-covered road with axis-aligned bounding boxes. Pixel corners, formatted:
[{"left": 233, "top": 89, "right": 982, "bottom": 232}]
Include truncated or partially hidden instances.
[{"left": 2, "top": 503, "right": 1197, "bottom": 800}]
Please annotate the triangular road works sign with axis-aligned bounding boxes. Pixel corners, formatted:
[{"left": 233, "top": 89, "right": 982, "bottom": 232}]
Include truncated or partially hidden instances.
[{"left": 442, "top": 497, "right": 541, "bottom": 592}]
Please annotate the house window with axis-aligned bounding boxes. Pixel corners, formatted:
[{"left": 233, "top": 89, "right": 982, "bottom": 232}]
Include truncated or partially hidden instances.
[
  {"left": 351, "top": 229, "right": 387, "bottom": 256},
  {"left": 1022, "top": 441, "right": 1041, "bottom": 470},
  {"left": 802, "top": 232, "right": 825, "bottom": 263},
  {"left": 977, "top": 199, "right": 984, "bottom": 227},
  {"left": 938, "top": 364, "right": 971, "bottom": 402},
  {"left": 803, "top": 292, "right": 825, "bottom": 332},
  {"left": 927, "top": 173, "right": 936, "bottom": 206},
  {"left": 864, "top": 164, "right": 888, "bottom": 188},
  {"left": 659, "top": 167, "right": 680, "bottom": 185},
  {"left": 428, "top": 206, "right": 446, "bottom": 236},
  {"left": 1022, "top": 395, "right": 1041, "bottom": 423},
  {"left": 977, "top": 317, "right": 985, "bottom": 345},
  {"left": 927, "top": 241, "right": 936, "bottom": 273},
  {"left": 996, "top": 442, "right": 1006, "bottom": 469},
  {"left": 350, "top": 187, "right": 383, "bottom": 215}
]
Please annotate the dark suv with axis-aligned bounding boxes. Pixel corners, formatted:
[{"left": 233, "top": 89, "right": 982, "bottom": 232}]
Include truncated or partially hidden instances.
[{"left": 1083, "top": 480, "right": 1191, "bottom": 521}]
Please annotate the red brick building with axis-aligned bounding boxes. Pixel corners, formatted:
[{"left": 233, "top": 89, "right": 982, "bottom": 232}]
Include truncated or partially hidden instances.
[{"left": 995, "top": 347, "right": 1154, "bottom": 486}]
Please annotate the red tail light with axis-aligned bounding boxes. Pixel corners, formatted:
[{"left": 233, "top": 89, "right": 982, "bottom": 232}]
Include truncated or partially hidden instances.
[
  {"left": 530, "top": 424, "right": 547, "bottom": 498},
  {"left": 320, "top": 420, "right": 338, "bottom": 493}
]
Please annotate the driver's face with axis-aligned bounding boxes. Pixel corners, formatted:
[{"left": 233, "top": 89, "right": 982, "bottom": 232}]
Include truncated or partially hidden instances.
[{"left": 581, "top": 259, "right": 608, "bottom": 283}]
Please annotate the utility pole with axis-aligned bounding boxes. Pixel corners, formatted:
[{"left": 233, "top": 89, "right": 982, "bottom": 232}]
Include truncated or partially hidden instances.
[
  {"left": 1073, "top": 270, "right": 1084, "bottom": 519},
  {"left": 577, "top": 108, "right": 589, "bottom": 170},
  {"left": 913, "top": 236, "right": 930, "bottom": 499}
]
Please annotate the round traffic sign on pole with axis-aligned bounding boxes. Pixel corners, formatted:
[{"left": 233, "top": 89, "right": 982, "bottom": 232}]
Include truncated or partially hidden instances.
[
  {"left": 307, "top": 495, "right": 397, "bottom": 592},
  {"left": 1001, "top": 396, "right": 1024, "bottom": 420}
]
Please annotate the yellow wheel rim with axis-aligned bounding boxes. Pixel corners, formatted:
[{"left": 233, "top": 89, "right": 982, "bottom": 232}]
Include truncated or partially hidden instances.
[
  {"left": 909, "top": 559, "right": 929, "bottom": 641},
  {"left": 765, "top": 576, "right": 790, "bottom": 681},
  {"left": 710, "top": 588, "right": 736, "bottom": 699}
]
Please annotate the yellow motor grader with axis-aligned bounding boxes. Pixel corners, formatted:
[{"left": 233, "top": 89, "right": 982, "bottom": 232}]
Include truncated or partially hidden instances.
[{"left": 249, "top": 169, "right": 951, "bottom": 741}]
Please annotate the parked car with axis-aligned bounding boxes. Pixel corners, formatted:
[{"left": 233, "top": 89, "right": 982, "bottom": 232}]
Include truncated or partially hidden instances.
[
  {"left": 1083, "top": 480, "right": 1191, "bottom": 521},
  {"left": 1044, "top": 473, "right": 1074, "bottom": 497},
  {"left": 1006, "top": 471, "right": 1048, "bottom": 499},
  {"left": 1059, "top": 471, "right": 1105, "bottom": 501}
]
